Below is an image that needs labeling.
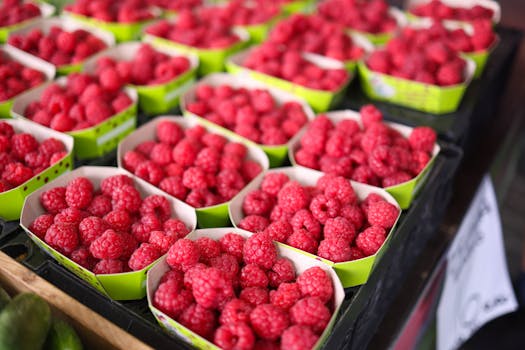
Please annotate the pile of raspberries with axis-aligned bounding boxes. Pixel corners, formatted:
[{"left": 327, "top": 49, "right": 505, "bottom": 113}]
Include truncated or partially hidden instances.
[
  {"left": 0, "top": 52, "right": 45, "bottom": 102},
  {"left": 238, "top": 172, "right": 400, "bottom": 262},
  {"left": 122, "top": 120, "right": 263, "bottom": 208},
  {"left": 64, "top": 0, "right": 154, "bottom": 23},
  {"left": 0, "top": 0, "right": 40, "bottom": 27},
  {"left": 0, "top": 121, "right": 67, "bottom": 192},
  {"left": 154, "top": 232, "right": 335, "bottom": 349},
  {"left": 202, "top": 0, "right": 280, "bottom": 26},
  {"left": 294, "top": 105, "right": 437, "bottom": 188},
  {"left": 410, "top": 0, "right": 495, "bottom": 22},
  {"left": 29, "top": 174, "right": 191, "bottom": 274}
]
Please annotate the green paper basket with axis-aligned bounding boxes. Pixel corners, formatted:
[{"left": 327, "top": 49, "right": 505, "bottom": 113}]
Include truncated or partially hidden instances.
[
  {"left": 288, "top": 110, "right": 441, "bottom": 209},
  {"left": 147, "top": 227, "right": 345, "bottom": 349},
  {"left": 20, "top": 166, "right": 197, "bottom": 300},
  {"left": 82, "top": 41, "right": 199, "bottom": 115},
  {"left": 226, "top": 48, "right": 352, "bottom": 113},
  {"left": 405, "top": 0, "right": 501, "bottom": 26},
  {"left": 180, "top": 73, "right": 316, "bottom": 167},
  {"left": 6, "top": 17, "right": 115, "bottom": 75},
  {"left": 0, "top": 46, "right": 55, "bottom": 119},
  {"left": 0, "top": 119, "right": 74, "bottom": 221},
  {"left": 11, "top": 77, "right": 138, "bottom": 160},
  {"left": 229, "top": 167, "right": 401, "bottom": 288},
  {"left": 143, "top": 26, "right": 250, "bottom": 76},
  {"left": 280, "top": 0, "right": 316, "bottom": 14},
  {"left": 357, "top": 58, "right": 475, "bottom": 114},
  {"left": 0, "top": 2, "right": 55, "bottom": 43},
  {"left": 347, "top": 7, "right": 407, "bottom": 45},
  {"left": 117, "top": 115, "right": 269, "bottom": 228}
]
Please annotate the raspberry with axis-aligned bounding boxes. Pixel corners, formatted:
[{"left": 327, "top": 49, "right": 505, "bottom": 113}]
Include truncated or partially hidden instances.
[
  {"left": 89, "top": 229, "right": 125, "bottom": 260},
  {"left": 123, "top": 151, "right": 146, "bottom": 173},
  {"left": 86, "top": 195, "right": 112, "bottom": 217},
  {"left": 140, "top": 194, "right": 171, "bottom": 221},
  {"left": 78, "top": 216, "right": 107, "bottom": 245},
  {"left": 323, "top": 176, "right": 357, "bottom": 205},
  {"left": 11, "top": 133, "right": 38, "bottom": 160},
  {"left": 45, "top": 224, "right": 79, "bottom": 256},
  {"left": 243, "top": 233, "right": 277, "bottom": 270},
  {"left": 150, "top": 143, "right": 173, "bottom": 166},
  {"left": 238, "top": 215, "right": 269, "bottom": 233},
  {"left": 159, "top": 176, "right": 187, "bottom": 200},
  {"left": 53, "top": 207, "right": 85, "bottom": 226},
  {"left": 148, "top": 230, "right": 177, "bottom": 254},
  {"left": 286, "top": 229, "right": 318, "bottom": 254},
  {"left": 355, "top": 225, "right": 386, "bottom": 256},
  {"left": 41, "top": 188, "right": 68, "bottom": 214},
  {"left": 268, "top": 257, "right": 295, "bottom": 288},
  {"left": 219, "top": 233, "right": 245, "bottom": 262},
  {"left": 195, "top": 147, "right": 220, "bottom": 173},
  {"left": 220, "top": 154, "right": 243, "bottom": 171},
  {"left": 214, "top": 323, "right": 255, "bottom": 350},
  {"left": 436, "top": 62, "right": 463, "bottom": 86},
  {"left": 263, "top": 220, "right": 293, "bottom": 243},
  {"left": 309, "top": 195, "right": 341, "bottom": 224},
  {"left": 300, "top": 130, "right": 328, "bottom": 156},
  {"left": 360, "top": 105, "right": 383, "bottom": 130},
  {"left": 183, "top": 263, "right": 207, "bottom": 290},
  {"left": 163, "top": 218, "right": 190, "bottom": 239},
  {"left": 24, "top": 152, "right": 48, "bottom": 169},
  {"left": 351, "top": 165, "right": 379, "bottom": 186},
  {"left": 240, "top": 287, "right": 269, "bottom": 306},
  {"left": 182, "top": 167, "right": 208, "bottom": 191},
  {"left": 172, "top": 139, "right": 198, "bottom": 167},
  {"left": 383, "top": 171, "right": 413, "bottom": 187},
  {"left": 281, "top": 325, "right": 319, "bottom": 350},
  {"left": 192, "top": 267, "right": 234, "bottom": 309},
  {"left": 0, "top": 122, "right": 14, "bottom": 138},
  {"left": 179, "top": 304, "right": 217, "bottom": 339},
  {"left": 412, "top": 150, "right": 431, "bottom": 175},
  {"left": 185, "top": 125, "right": 206, "bottom": 140},
  {"left": 70, "top": 247, "right": 96, "bottom": 270},
  {"left": 297, "top": 266, "right": 333, "bottom": 303},
  {"left": 103, "top": 209, "right": 130, "bottom": 231},
  {"left": 250, "top": 304, "right": 290, "bottom": 340},
  {"left": 367, "top": 200, "right": 399, "bottom": 229},
  {"left": 350, "top": 246, "right": 365, "bottom": 260},
  {"left": 254, "top": 340, "right": 280, "bottom": 350},
  {"left": 166, "top": 238, "right": 200, "bottom": 271},
  {"left": 121, "top": 232, "right": 138, "bottom": 260},
  {"left": 277, "top": 181, "right": 310, "bottom": 213},
  {"left": 323, "top": 217, "right": 356, "bottom": 241},
  {"left": 135, "top": 141, "right": 156, "bottom": 156},
  {"left": 368, "top": 145, "right": 400, "bottom": 178},
  {"left": 29, "top": 214, "right": 55, "bottom": 239},
  {"left": 361, "top": 193, "right": 384, "bottom": 216},
  {"left": 242, "top": 190, "right": 274, "bottom": 217},
  {"left": 408, "top": 126, "right": 436, "bottom": 153},
  {"left": 223, "top": 142, "right": 247, "bottom": 158},
  {"left": 160, "top": 269, "right": 184, "bottom": 286},
  {"left": 240, "top": 264, "right": 268, "bottom": 289},
  {"left": 318, "top": 238, "right": 351, "bottom": 262},
  {"left": 220, "top": 299, "right": 253, "bottom": 325},
  {"left": 270, "top": 283, "right": 301, "bottom": 310},
  {"left": 290, "top": 209, "right": 321, "bottom": 241},
  {"left": 2, "top": 162, "right": 33, "bottom": 186},
  {"left": 111, "top": 185, "right": 142, "bottom": 213},
  {"left": 93, "top": 259, "right": 124, "bottom": 274},
  {"left": 101, "top": 174, "right": 134, "bottom": 197},
  {"left": 195, "top": 237, "right": 221, "bottom": 262},
  {"left": 290, "top": 297, "right": 331, "bottom": 333},
  {"left": 128, "top": 243, "right": 162, "bottom": 271},
  {"left": 135, "top": 161, "right": 165, "bottom": 186},
  {"left": 154, "top": 280, "right": 193, "bottom": 319},
  {"left": 202, "top": 133, "right": 227, "bottom": 150}
]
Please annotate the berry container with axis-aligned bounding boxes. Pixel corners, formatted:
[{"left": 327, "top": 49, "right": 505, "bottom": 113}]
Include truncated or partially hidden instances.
[
  {"left": 0, "top": 118, "right": 74, "bottom": 221},
  {"left": 0, "top": 45, "right": 55, "bottom": 119},
  {"left": 143, "top": 25, "right": 250, "bottom": 76},
  {"left": 180, "top": 73, "right": 316, "bottom": 167},
  {"left": 0, "top": 1, "right": 55, "bottom": 43},
  {"left": 11, "top": 76, "right": 138, "bottom": 160},
  {"left": 7, "top": 17, "right": 115, "bottom": 75},
  {"left": 19, "top": 166, "right": 197, "bottom": 300},
  {"left": 226, "top": 48, "right": 352, "bottom": 113},
  {"left": 146, "top": 227, "right": 345, "bottom": 350},
  {"left": 347, "top": 6, "right": 408, "bottom": 45},
  {"left": 83, "top": 41, "right": 199, "bottom": 115},
  {"left": 405, "top": 0, "right": 501, "bottom": 26},
  {"left": 288, "top": 110, "right": 441, "bottom": 209},
  {"left": 229, "top": 167, "right": 401, "bottom": 288},
  {"left": 117, "top": 114, "right": 269, "bottom": 228}
]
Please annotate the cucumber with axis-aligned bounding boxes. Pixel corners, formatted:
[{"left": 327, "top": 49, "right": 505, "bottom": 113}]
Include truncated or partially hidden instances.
[
  {"left": 0, "top": 287, "right": 10, "bottom": 312},
  {"left": 0, "top": 293, "right": 51, "bottom": 350},
  {"left": 44, "top": 318, "right": 83, "bottom": 350}
]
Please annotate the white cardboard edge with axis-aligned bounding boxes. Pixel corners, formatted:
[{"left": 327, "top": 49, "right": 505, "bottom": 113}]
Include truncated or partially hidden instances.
[
  {"left": 2, "top": 45, "right": 55, "bottom": 80},
  {"left": 389, "top": 6, "right": 409, "bottom": 28},
  {"left": 146, "top": 227, "right": 345, "bottom": 350},
  {"left": 404, "top": 0, "right": 501, "bottom": 24},
  {"left": 350, "top": 32, "right": 375, "bottom": 55}
]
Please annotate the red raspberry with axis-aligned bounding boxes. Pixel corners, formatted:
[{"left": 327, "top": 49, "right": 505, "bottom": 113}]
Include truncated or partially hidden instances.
[
  {"left": 355, "top": 225, "right": 386, "bottom": 256},
  {"left": 254, "top": 339, "right": 280, "bottom": 350},
  {"left": 70, "top": 247, "right": 96, "bottom": 270},
  {"left": 268, "top": 257, "right": 295, "bottom": 287},
  {"left": 360, "top": 104, "right": 383, "bottom": 129},
  {"left": 361, "top": 193, "right": 384, "bottom": 216},
  {"left": 135, "top": 161, "right": 165, "bottom": 186},
  {"left": 323, "top": 217, "right": 356, "bottom": 241},
  {"left": 290, "top": 297, "right": 331, "bottom": 333},
  {"left": 214, "top": 322, "right": 255, "bottom": 350},
  {"left": 240, "top": 287, "right": 269, "bottom": 306},
  {"left": 243, "top": 233, "right": 277, "bottom": 270},
  {"left": 309, "top": 195, "right": 341, "bottom": 224},
  {"left": 93, "top": 259, "right": 124, "bottom": 274},
  {"left": 154, "top": 280, "right": 193, "bottom": 319},
  {"left": 29, "top": 213, "right": 55, "bottom": 239},
  {"left": 290, "top": 209, "right": 321, "bottom": 241},
  {"left": 350, "top": 246, "right": 365, "bottom": 260},
  {"left": 0, "top": 122, "right": 14, "bottom": 138},
  {"left": 121, "top": 232, "right": 138, "bottom": 260},
  {"left": 183, "top": 263, "right": 207, "bottom": 290},
  {"left": 277, "top": 181, "right": 310, "bottom": 213},
  {"left": 45, "top": 224, "right": 79, "bottom": 256},
  {"left": 11, "top": 133, "right": 38, "bottom": 160},
  {"left": 53, "top": 207, "right": 85, "bottom": 226},
  {"left": 240, "top": 264, "right": 268, "bottom": 289},
  {"left": 172, "top": 139, "right": 199, "bottom": 167},
  {"left": 86, "top": 194, "right": 112, "bottom": 217},
  {"left": 322, "top": 176, "right": 357, "bottom": 206},
  {"left": 24, "top": 152, "right": 48, "bottom": 170},
  {"left": 150, "top": 143, "right": 173, "bottom": 166},
  {"left": 179, "top": 304, "right": 217, "bottom": 339},
  {"left": 269, "top": 205, "right": 293, "bottom": 222},
  {"left": 300, "top": 129, "right": 328, "bottom": 156},
  {"left": 192, "top": 267, "right": 234, "bottom": 309},
  {"left": 202, "top": 133, "right": 227, "bottom": 151},
  {"left": 128, "top": 243, "right": 162, "bottom": 271},
  {"left": 157, "top": 120, "right": 184, "bottom": 145},
  {"left": 297, "top": 266, "right": 333, "bottom": 303},
  {"left": 41, "top": 187, "right": 68, "bottom": 214},
  {"left": 140, "top": 194, "right": 171, "bottom": 221},
  {"left": 412, "top": 150, "right": 431, "bottom": 175},
  {"left": 408, "top": 126, "right": 436, "bottom": 153},
  {"left": 148, "top": 230, "right": 177, "bottom": 254},
  {"left": 78, "top": 216, "right": 107, "bottom": 246},
  {"left": 123, "top": 151, "right": 146, "bottom": 173},
  {"left": 264, "top": 220, "right": 293, "bottom": 243},
  {"left": 195, "top": 147, "right": 221, "bottom": 174},
  {"left": 220, "top": 299, "right": 253, "bottom": 325},
  {"left": 270, "top": 283, "right": 301, "bottom": 310},
  {"left": 351, "top": 165, "right": 379, "bottom": 186},
  {"left": 194, "top": 237, "right": 221, "bottom": 262},
  {"left": 223, "top": 142, "right": 247, "bottom": 158},
  {"left": 242, "top": 160, "right": 262, "bottom": 182},
  {"left": 368, "top": 145, "right": 400, "bottom": 178},
  {"left": 182, "top": 167, "right": 208, "bottom": 191},
  {"left": 436, "top": 62, "right": 463, "bottom": 86},
  {"left": 220, "top": 154, "right": 243, "bottom": 171},
  {"left": 166, "top": 238, "right": 200, "bottom": 271},
  {"left": 159, "top": 176, "right": 187, "bottom": 200},
  {"left": 103, "top": 210, "right": 131, "bottom": 232},
  {"left": 111, "top": 185, "right": 142, "bottom": 213},
  {"left": 2, "top": 162, "right": 33, "bottom": 186},
  {"left": 160, "top": 269, "right": 184, "bottom": 286},
  {"left": 242, "top": 190, "right": 274, "bottom": 217},
  {"left": 219, "top": 233, "right": 245, "bottom": 262},
  {"left": 383, "top": 171, "right": 413, "bottom": 187},
  {"left": 318, "top": 238, "right": 351, "bottom": 262},
  {"left": 367, "top": 200, "right": 399, "bottom": 229},
  {"left": 281, "top": 325, "right": 319, "bottom": 350},
  {"left": 89, "top": 229, "right": 125, "bottom": 260},
  {"left": 250, "top": 304, "right": 290, "bottom": 340},
  {"left": 101, "top": 174, "right": 133, "bottom": 197},
  {"left": 286, "top": 229, "right": 318, "bottom": 254},
  {"left": 163, "top": 218, "right": 190, "bottom": 239},
  {"left": 238, "top": 215, "right": 269, "bottom": 233},
  {"left": 210, "top": 254, "right": 240, "bottom": 281},
  {"left": 49, "top": 151, "right": 67, "bottom": 164},
  {"left": 185, "top": 125, "right": 206, "bottom": 140}
]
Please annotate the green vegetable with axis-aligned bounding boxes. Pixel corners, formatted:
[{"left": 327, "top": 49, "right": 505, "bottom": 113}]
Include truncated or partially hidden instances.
[{"left": 45, "top": 317, "right": 83, "bottom": 350}]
